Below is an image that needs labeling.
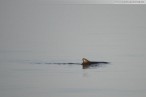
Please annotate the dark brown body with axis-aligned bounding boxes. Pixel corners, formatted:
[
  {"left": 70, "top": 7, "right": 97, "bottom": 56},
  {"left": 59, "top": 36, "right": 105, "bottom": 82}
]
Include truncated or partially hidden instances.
[{"left": 82, "top": 58, "right": 109, "bottom": 69}]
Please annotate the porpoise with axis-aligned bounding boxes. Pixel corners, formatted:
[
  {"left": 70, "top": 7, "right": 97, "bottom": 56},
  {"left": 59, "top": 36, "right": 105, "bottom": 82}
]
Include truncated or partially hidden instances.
[{"left": 82, "top": 58, "right": 109, "bottom": 69}]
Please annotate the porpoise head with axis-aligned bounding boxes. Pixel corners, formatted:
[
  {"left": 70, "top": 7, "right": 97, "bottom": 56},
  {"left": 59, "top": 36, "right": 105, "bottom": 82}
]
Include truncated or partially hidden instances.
[{"left": 82, "top": 58, "right": 90, "bottom": 65}]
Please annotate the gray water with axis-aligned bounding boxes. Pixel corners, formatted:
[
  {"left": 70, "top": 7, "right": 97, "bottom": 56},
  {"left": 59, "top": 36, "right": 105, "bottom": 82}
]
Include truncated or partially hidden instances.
[
  {"left": 1, "top": 38, "right": 146, "bottom": 97},
  {"left": 0, "top": 3, "right": 146, "bottom": 97}
]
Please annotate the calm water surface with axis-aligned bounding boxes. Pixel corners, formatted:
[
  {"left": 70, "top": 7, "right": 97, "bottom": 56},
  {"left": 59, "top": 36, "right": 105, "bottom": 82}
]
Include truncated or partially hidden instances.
[
  {"left": 0, "top": 4, "right": 146, "bottom": 97},
  {"left": 0, "top": 49, "right": 146, "bottom": 97}
]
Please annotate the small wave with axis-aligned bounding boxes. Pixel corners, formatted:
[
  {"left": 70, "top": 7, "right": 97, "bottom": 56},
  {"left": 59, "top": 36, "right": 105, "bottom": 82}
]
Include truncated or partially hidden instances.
[
  {"left": 34, "top": 61, "right": 110, "bottom": 69},
  {"left": 44, "top": 63, "right": 81, "bottom": 65}
]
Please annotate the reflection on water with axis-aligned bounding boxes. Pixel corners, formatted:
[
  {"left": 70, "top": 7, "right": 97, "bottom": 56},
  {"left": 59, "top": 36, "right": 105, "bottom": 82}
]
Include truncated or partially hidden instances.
[
  {"left": 82, "top": 62, "right": 109, "bottom": 69},
  {"left": 0, "top": 51, "right": 146, "bottom": 97}
]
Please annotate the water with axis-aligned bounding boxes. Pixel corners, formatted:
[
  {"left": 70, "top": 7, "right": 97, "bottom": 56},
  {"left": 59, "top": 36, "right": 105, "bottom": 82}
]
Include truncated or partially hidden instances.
[
  {"left": 0, "top": 4, "right": 146, "bottom": 97},
  {"left": 0, "top": 47, "right": 146, "bottom": 97}
]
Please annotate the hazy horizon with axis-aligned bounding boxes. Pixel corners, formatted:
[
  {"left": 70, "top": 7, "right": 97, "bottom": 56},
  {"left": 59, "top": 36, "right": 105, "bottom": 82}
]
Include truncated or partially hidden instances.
[{"left": 0, "top": 2, "right": 146, "bottom": 57}]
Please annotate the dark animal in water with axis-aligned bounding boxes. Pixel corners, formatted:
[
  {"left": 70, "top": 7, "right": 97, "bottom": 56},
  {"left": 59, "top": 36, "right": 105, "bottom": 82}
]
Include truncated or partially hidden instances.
[
  {"left": 82, "top": 58, "right": 109, "bottom": 69},
  {"left": 36, "top": 58, "right": 109, "bottom": 69}
]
